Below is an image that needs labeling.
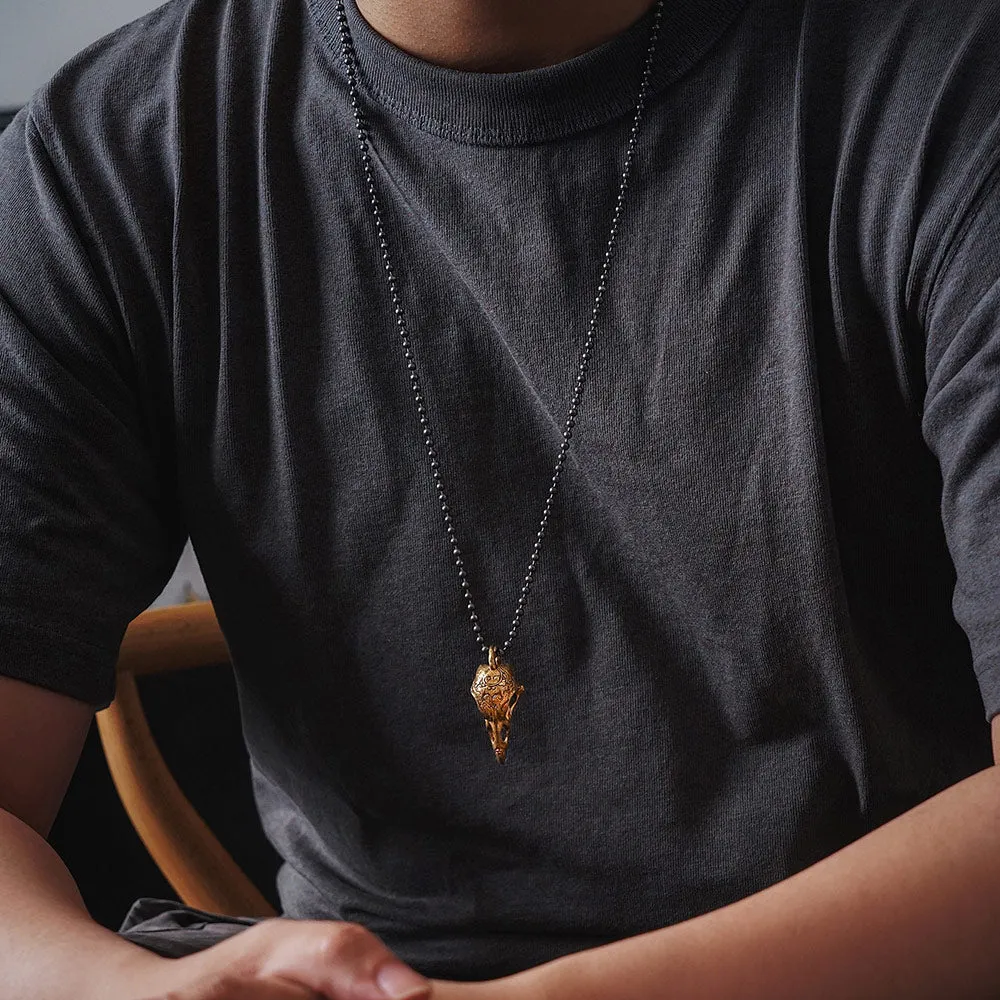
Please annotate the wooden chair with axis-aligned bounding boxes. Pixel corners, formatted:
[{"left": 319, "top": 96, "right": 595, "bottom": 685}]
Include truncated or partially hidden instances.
[{"left": 95, "top": 600, "right": 277, "bottom": 919}]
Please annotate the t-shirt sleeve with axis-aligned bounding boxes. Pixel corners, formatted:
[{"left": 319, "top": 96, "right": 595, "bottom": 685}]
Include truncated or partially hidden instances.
[
  {"left": 0, "top": 107, "right": 185, "bottom": 710},
  {"left": 920, "top": 156, "right": 1000, "bottom": 723}
]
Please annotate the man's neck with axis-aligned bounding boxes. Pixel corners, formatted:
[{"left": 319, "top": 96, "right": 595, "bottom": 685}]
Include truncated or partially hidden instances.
[{"left": 353, "top": 0, "right": 658, "bottom": 72}]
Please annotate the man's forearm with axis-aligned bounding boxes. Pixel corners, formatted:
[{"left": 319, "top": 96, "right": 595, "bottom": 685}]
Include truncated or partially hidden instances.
[
  {"left": 0, "top": 807, "right": 168, "bottom": 1000},
  {"left": 503, "top": 762, "right": 1000, "bottom": 1000}
]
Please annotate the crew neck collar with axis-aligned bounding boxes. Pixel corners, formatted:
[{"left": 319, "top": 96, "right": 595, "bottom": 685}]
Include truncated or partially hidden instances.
[{"left": 306, "top": 0, "right": 750, "bottom": 146}]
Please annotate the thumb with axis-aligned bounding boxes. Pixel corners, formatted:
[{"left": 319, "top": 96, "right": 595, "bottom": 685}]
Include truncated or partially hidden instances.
[{"left": 255, "top": 920, "right": 431, "bottom": 1000}]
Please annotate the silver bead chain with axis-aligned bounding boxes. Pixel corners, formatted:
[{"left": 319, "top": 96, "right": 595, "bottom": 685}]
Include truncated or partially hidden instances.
[{"left": 333, "top": 0, "right": 665, "bottom": 658}]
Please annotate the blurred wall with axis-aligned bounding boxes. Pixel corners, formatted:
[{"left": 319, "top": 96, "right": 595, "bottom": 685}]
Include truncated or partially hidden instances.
[
  {"left": 150, "top": 538, "right": 210, "bottom": 608},
  {"left": 0, "top": 0, "right": 165, "bottom": 108}
]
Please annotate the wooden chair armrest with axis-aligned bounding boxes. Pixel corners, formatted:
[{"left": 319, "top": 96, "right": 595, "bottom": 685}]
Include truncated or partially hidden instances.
[
  {"left": 116, "top": 601, "right": 232, "bottom": 676},
  {"left": 96, "top": 602, "right": 277, "bottom": 919}
]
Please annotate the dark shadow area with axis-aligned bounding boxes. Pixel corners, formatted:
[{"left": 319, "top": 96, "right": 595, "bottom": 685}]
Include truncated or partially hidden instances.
[{"left": 49, "top": 663, "right": 281, "bottom": 930}]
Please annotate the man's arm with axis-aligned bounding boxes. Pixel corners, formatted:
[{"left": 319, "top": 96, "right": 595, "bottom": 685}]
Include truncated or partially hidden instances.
[
  {"left": 436, "top": 716, "right": 1000, "bottom": 1000},
  {"left": 0, "top": 674, "right": 433, "bottom": 1000},
  {"left": 0, "top": 675, "right": 171, "bottom": 999}
]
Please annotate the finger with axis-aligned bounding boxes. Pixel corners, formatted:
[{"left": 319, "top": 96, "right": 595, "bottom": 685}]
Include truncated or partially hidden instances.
[{"left": 255, "top": 921, "right": 431, "bottom": 1000}]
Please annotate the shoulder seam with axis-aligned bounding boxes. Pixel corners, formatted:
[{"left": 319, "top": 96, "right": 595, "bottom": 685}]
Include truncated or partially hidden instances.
[{"left": 921, "top": 149, "right": 1000, "bottom": 329}]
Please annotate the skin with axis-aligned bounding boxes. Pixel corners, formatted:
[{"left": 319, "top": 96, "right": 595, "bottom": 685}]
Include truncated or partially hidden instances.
[
  {"left": 2, "top": 4, "right": 999, "bottom": 998},
  {"left": 352, "top": 0, "right": 659, "bottom": 72}
]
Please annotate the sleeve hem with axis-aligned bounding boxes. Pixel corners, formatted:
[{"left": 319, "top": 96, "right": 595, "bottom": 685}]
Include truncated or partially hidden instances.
[
  {"left": 0, "top": 609, "right": 117, "bottom": 709},
  {"left": 923, "top": 149, "right": 1000, "bottom": 329},
  {"left": 974, "top": 654, "right": 1000, "bottom": 724}
]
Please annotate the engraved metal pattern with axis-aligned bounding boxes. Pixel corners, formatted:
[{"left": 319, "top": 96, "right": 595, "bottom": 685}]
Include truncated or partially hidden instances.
[
  {"left": 470, "top": 647, "right": 525, "bottom": 764},
  {"left": 333, "top": 0, "right": 665, "bottom": 761}
]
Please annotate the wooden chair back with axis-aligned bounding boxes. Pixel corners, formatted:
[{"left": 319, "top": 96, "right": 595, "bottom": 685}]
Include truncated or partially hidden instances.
[{"left": 94, "top": 600, "right": 276, "bottom": 919}]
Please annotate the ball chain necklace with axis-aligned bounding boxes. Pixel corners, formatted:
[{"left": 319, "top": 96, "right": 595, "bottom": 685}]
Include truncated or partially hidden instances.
[{"left": 334, "top": 0, "right": 665, "bottom": 763}]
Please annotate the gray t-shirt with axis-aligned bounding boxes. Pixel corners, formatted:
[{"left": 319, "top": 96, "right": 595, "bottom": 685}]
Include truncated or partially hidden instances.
[{"left": 2, "top": 0, "right": 1000, "bottom": 982}]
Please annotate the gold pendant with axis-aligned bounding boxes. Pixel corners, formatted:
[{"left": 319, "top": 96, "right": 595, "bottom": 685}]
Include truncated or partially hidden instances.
[{"left": 470, "top": 646, "right": 524, "bottom": 764}]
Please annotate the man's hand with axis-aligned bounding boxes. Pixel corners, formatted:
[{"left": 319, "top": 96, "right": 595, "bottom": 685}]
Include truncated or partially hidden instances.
[{"left": 137, "top": 918, "right": 431, "bottom": 1000}]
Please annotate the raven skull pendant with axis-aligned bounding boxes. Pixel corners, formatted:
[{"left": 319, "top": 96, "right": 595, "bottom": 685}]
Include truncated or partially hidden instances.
[{"left": 470, "top": 647, "right": 524, "bottom": 764}]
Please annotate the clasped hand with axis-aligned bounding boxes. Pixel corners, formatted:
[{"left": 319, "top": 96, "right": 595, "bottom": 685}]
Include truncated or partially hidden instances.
[{"left": 134, "top": 917, "right": 539, "bottom": 1000}]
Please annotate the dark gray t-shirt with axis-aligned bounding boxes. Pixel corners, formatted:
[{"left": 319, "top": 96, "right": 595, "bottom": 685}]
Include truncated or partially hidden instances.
[{"left": 2, "top": 0, "right": 1000, "bottom": 982}]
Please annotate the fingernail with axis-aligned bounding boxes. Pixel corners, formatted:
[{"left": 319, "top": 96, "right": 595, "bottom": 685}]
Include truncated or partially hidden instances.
[{"left": 376, "top": 961, "right": 430, "bottom": 999}]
